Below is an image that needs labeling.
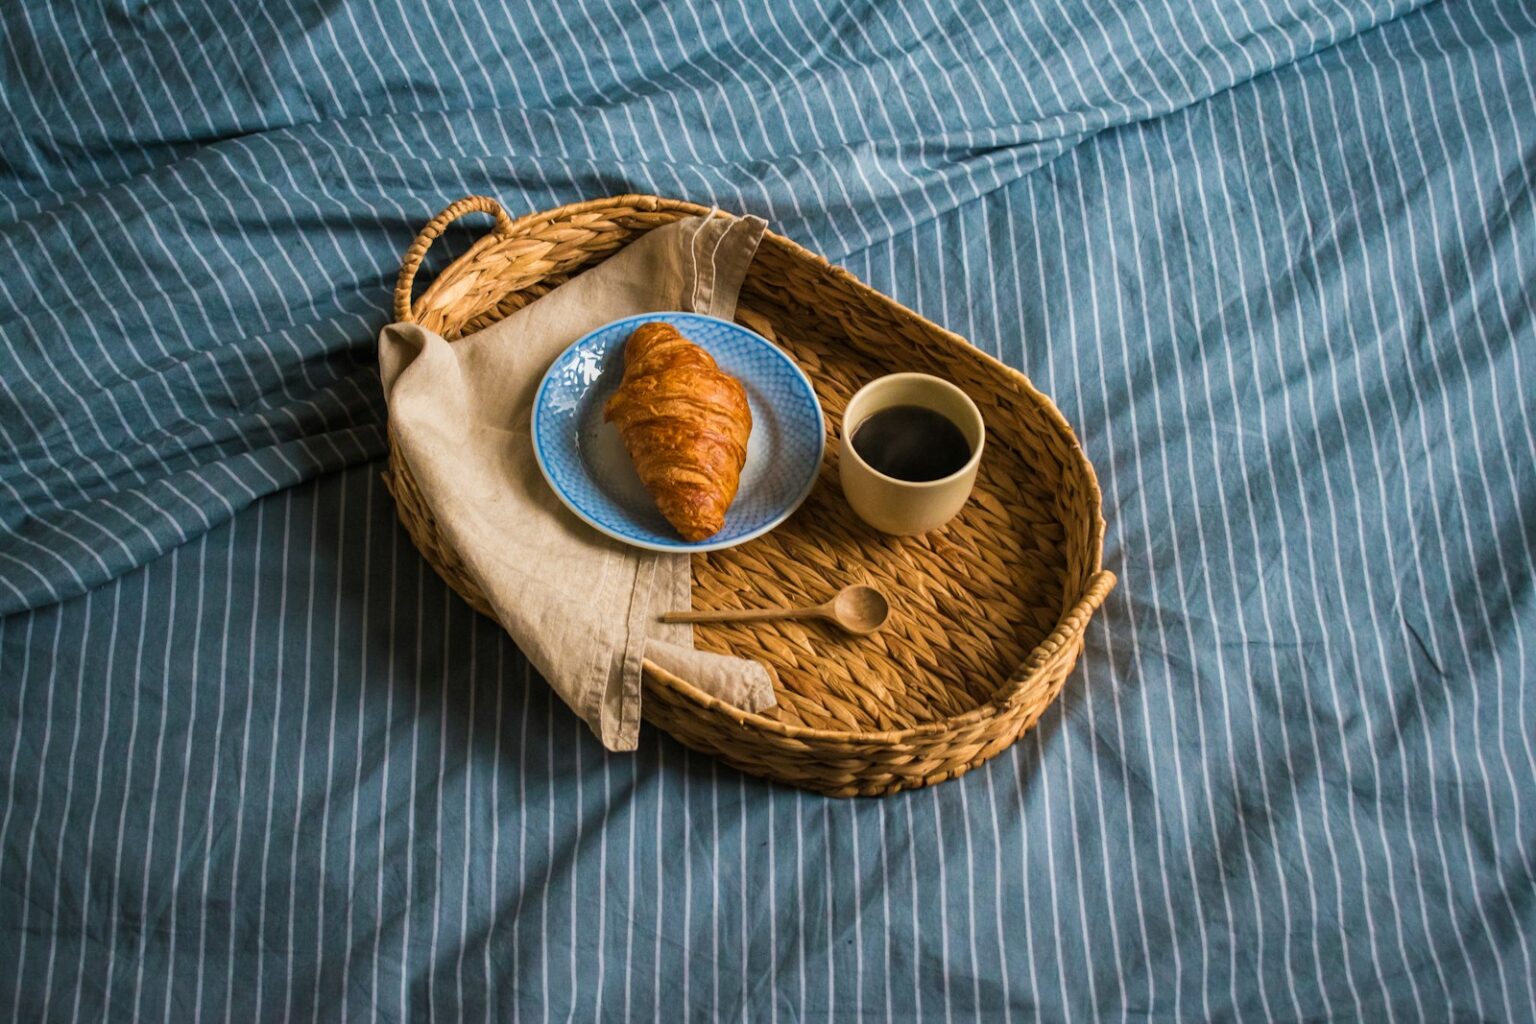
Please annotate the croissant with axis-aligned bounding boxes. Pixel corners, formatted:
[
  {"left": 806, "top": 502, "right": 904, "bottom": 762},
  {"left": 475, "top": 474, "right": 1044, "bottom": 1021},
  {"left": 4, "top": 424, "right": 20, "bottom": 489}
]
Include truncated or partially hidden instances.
[{"left": 603, "top": 322, "right": 752, "bottom": 541}]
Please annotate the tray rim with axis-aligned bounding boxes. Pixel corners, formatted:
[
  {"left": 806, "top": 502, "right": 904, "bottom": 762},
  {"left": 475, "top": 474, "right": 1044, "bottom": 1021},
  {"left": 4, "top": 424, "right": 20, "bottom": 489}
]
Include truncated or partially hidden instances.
[{"left": 393, "top": 192, "right": 1116, "bottom": 748}]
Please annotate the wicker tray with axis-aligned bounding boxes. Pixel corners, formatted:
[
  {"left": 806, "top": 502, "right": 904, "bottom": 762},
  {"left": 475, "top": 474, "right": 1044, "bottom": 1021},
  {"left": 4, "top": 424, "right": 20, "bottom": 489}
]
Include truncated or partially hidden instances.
[{"left": 387, "top": 194, "right": 1115, "bottom": 796}]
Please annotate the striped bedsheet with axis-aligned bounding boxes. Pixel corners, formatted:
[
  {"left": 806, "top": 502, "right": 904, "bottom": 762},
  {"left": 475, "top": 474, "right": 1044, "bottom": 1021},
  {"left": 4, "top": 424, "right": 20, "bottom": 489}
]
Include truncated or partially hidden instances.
[{"left": 2, "top": 0, "right": 1534, "bottom": 1018}]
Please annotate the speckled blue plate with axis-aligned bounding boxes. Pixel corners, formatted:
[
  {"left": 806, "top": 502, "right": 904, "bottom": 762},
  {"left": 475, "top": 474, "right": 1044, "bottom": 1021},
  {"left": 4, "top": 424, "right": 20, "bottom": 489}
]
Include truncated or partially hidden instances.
[{"left": 531, "top": 312, "right": 825, "bottom": 552}]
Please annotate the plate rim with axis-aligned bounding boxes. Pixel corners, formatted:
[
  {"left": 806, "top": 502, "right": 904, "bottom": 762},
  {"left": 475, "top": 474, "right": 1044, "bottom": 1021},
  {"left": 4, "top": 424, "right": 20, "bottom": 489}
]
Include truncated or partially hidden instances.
[{"left": 530, "top": 311, "right": 826, "bottom": 553}]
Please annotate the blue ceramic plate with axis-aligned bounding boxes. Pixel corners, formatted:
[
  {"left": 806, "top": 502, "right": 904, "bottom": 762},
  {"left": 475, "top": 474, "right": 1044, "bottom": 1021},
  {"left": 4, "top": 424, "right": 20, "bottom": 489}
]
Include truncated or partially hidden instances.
[{"left": 531, "top": 312, "right": 825, "bottom": 552}]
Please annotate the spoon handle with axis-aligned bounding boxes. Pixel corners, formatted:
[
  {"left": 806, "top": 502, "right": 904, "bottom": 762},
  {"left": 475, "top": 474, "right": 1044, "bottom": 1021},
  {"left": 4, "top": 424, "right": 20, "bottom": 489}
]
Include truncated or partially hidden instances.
[{"left": 660, "top": 605, "right": 820, "bottom": 625}]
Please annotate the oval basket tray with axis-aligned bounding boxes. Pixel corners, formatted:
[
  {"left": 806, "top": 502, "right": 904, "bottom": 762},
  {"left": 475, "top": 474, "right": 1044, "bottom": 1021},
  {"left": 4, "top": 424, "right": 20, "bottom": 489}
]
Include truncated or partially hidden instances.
[{"left": 387, "top": 194, "right": 1116, "bottom": 797}]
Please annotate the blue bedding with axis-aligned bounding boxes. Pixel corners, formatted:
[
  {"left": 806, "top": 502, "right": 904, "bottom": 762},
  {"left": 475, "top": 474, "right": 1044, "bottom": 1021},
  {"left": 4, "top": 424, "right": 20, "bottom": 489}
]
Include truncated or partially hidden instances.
[{"left": 3, "top": 0, "right": 1534, "bottom": 1018}]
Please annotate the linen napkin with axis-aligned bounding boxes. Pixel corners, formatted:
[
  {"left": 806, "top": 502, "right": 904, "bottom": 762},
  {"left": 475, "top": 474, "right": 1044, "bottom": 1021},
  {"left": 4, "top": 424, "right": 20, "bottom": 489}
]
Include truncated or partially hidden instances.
[{"left": 379, "top": 213, "right": 776, "bottom": 751}]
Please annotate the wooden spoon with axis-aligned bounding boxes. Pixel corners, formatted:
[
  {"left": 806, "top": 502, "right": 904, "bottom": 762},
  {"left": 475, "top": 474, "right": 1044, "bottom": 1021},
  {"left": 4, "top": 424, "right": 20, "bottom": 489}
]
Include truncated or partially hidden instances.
[{"left": 660, "top": 584, "right": 891, "bottom": 637}]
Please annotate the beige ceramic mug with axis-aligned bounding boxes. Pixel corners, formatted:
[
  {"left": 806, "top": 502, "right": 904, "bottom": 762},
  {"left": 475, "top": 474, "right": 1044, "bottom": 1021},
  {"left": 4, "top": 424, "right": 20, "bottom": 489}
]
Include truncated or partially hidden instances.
[{"left": 838, "top": 373, "right": 985, "bottom": 535}]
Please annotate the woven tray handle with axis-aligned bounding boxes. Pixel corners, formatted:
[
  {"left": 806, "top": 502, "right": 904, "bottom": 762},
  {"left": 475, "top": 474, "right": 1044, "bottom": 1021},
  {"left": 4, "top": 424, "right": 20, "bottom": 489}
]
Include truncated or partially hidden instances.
[
  {"left": 393, "top": 195, "right": 514, "bottom": 322},
  {"left": 1000, "top": 568, "right": 1117, "bottom": 706}
]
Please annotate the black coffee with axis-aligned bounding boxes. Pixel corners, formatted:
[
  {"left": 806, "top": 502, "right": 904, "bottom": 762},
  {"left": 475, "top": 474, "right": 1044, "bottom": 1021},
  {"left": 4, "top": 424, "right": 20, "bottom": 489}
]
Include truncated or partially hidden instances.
[{"left": 851, "top": 404, "right": 972, "bottom": 482}]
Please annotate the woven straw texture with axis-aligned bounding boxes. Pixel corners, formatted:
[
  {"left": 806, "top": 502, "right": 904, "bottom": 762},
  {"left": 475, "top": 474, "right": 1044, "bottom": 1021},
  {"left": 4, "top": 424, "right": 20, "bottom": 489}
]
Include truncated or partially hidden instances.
[{"left": 387, "top": 194, "right": 1115, "bottom": 796}]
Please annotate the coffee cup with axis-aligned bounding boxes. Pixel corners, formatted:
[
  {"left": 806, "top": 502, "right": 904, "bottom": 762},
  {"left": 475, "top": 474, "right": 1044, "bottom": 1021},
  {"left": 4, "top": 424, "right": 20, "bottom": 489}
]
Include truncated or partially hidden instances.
[{"left": 838, "top": 373, "right": 985, "bottom": 535}]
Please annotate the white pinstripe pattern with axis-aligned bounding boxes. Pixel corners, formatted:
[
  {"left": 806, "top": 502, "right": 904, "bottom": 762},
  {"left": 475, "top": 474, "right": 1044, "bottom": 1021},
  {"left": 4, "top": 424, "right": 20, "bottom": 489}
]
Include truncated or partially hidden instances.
[
  {"left": 305, "top": 441, "right": 353, "bottom": 1014},
  {"left": 485, "top": 636, "right": 505, "bottom": 1022},
  {"left": 1332, "top": 40, "right": 1506, "bottom": 1018},
  {"left": 1389, "top": 18, "right": 1536, "bottom": 993},
  {"left": 1309, "top": 53, "right": 1475, "bottom": 1013},
  {"left": 1078, "top": 140, "right": 1228, "bottom": 1018},
  {"left": 87, "top": 558, "right": 162, "bottom": 1022},
  {"left": 1200, "top": 87, "right": 1333, "bottom": 1016},
  {"left": 1079, "top": 136, "right": 1214, "bottom": 1018},
  {"left": 1219, "top": 59, "right": 1375, "bottom": 1018},
  {"left": 30, "top": 587, "right": 106, "bottom": 1021},
  {"left": 1163, "top": 12, "right": 1398, "bottom": 1012},
  {"left": 1362, "top": 27, "right": 1527, "bottom": 1014},
  {"left": 5, "top": 600, "right": 73, "bottom": 1022},
  {"left": 2, "top": 2, "right": 1535, "bottom": 1021},
  {"left": 151, "top": 529, "right": 216, "bottom": 1018},
  {"left": 393, "top": 561, "right": 428, "bottom": 1019},
  {"left": 454, "top": 613, "right": 479, "bottom": 1017},
  {"left": 1283, "top": 55, "right": 1444, "bottom": 1015},
  {"left": 425, "top": 590, "right": 452, "bottom": 1019},
  {"left": 1026, "top": 154, "right": 1174, "bottom": 1020},
  {"left": 1304, "top": 11, "right": 1529, "bottom": 1012},
  {"left": 358, "top": 495, "right": 398, "bottom": 1020},
  {"left": 1254, "top": 39, "right": 1473, "bottom": 1015},
  {"left": 190, "top": 508, "right": 247, "bottom": 1020},
  {"left": 248, "top": 491, "right": 295, "bottom": 1019},
  {"left": 281, "top": 478, "right": 323, "bottom": 1018}
]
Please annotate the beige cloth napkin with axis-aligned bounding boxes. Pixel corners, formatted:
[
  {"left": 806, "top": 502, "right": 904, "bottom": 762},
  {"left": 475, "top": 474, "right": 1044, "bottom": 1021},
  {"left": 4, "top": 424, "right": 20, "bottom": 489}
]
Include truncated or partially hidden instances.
[{"left": 379, "top": 214, "right": 776, "bottom": 751}]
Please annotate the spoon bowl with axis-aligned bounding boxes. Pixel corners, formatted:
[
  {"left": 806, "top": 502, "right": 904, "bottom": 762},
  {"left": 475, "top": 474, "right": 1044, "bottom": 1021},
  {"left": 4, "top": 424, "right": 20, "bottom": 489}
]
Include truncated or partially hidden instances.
[{"left": 828, "top": 584, "right": 890, "bottom": 635}]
